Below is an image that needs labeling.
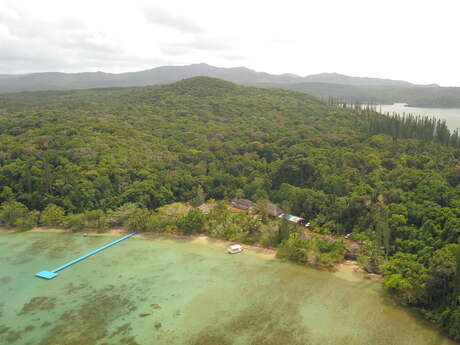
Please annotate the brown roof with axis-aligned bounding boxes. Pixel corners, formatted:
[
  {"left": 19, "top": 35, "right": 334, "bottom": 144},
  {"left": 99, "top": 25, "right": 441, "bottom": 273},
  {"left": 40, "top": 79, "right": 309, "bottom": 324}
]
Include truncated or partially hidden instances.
[
  {"left": 266, "top": 203, "right": 284, "bottom": 217},
  {"left": 231, "top": 199, "right": 256, "bottom": 210}
]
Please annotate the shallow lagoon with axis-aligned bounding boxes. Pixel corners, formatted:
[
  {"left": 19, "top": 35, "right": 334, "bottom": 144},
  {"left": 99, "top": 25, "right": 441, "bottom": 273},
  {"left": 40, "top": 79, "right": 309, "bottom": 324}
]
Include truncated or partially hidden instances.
[{"left": 0, "top": 231, "right": 456, "bottom": 345}]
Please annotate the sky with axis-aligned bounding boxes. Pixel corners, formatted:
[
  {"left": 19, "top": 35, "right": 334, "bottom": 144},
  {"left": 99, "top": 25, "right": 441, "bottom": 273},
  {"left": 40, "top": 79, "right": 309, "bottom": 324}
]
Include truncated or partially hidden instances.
[{"left": 0, "top": 0, "right": 459, "bottom": 86}]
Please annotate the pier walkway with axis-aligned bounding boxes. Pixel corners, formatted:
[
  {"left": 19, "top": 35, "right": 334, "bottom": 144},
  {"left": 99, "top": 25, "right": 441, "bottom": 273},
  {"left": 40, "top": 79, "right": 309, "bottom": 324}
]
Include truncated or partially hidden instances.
[{"left": 35, "top": 232, "right": 138, "bottom": 280}]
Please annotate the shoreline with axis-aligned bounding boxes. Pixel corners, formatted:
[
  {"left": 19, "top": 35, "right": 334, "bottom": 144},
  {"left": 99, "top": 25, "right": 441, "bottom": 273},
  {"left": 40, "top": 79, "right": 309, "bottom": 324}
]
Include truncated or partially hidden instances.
[
  {"left": 2, "top": 226, "right": 378, "bottom": 279},
  {"left": 26, "top": 227, "right": 278, "bottom": 257}
]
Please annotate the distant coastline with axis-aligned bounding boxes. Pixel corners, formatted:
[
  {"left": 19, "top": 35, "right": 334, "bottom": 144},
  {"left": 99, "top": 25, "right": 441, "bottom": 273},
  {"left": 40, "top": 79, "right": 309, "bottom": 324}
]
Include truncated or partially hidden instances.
[{"left": 377, "top": 102, "right": 460, "bottom": 131}]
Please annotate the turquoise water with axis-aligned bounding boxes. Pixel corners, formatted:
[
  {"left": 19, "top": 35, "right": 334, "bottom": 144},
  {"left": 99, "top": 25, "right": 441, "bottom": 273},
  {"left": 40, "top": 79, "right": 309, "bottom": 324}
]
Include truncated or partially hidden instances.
[
  {"left": 0, "top": 231, "right": 456, "bottom": 345},
  {"left": 379, "top": 103, "right": 460, "bottom": 131}
]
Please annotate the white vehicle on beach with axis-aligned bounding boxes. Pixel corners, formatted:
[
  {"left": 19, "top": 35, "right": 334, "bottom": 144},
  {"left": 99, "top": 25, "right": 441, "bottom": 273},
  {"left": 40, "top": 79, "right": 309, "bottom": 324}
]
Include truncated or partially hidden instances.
[{"left": 227, "top": 244, "right": 243, "bottom": 254}]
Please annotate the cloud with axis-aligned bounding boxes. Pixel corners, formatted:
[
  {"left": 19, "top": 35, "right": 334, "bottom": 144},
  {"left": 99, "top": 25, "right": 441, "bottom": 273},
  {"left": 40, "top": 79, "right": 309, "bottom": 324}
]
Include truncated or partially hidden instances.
[
  {"left": 0, "top": 3, "right": 160, "bottom": 73},
  {"left": 0, "top": 32, "right": 174, "bottom": 74},
  {"left": 161, "top": 46, "right": 191, "bottom": 56},
  {"left": 219, "top": 53, "right": 248, "bottom": 61},
  {"left": 143, "top": 6, "right": 205, "bottom": 34},
  {"left": 170, "top": 36, "right": 234, "bottom": 52},
  {"left": 0, "top": 8, "right": 121, "bottom": 55}
]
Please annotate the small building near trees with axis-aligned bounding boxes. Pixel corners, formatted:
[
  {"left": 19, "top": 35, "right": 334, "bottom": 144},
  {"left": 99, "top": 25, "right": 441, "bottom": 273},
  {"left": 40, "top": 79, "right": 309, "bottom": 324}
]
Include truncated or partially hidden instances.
[
  {"left": 266, "top": 203, "right": 285, "bottom": 217},
  {"left": 231, "top": 199, "right": 256, "bottom": 211}
]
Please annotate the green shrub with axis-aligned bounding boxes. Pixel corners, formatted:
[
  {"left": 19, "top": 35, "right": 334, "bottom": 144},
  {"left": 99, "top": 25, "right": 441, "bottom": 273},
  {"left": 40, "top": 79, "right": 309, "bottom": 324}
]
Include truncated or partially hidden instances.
[
  {"left": 16, "top": 211, "right": 39, "bottom": 231},
  {"left": 258, "top": 222, "right": 283, "bottom": 247},
  {"left": 177, "top": 208, "right": 205, "bottom": 234},
  {"left": 67, "top": 214, "right": 86, "bottom": 232},
  {"left": 84, "top": 209, "right": 108, "bottom": 231},
  {"left": 276, "top": 233, "right": 309, "bottom": 262},
  {"left": 357, "top": 240, "right": 385, "bottom": 273},
  {"left": 0, "top": 201, "right": 29, "bottom": 226},
  {"left": 41, "top": 204, "right": 65, "bottom": 226},
  {"left": 84, "top": 209, "right": 104, "bottom": 223},
  {"left": 190, "top": 185, "right": 206, "bottom": 207},
  {"left": 106, "top": 203, "right": 140, "bottom": 226},
  {"left": 145, "top": 213, "right": 172, "bottom": 232},
  {"left": 276, "top": 233, "right": 346, "bottom": 266},
  {"left": 124, "top": 208, "right": 151, "bottom": 232},
  {"left": 440, "top": 306, "right": 460, "bottom": 341},
  {"left": 380, "top": 253, "right": 429, "bottom": 305}
]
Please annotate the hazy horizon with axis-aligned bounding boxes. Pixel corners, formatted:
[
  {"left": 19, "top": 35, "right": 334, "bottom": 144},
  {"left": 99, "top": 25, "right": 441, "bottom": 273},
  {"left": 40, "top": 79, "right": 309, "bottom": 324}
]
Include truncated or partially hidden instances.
[{"left": 0, "top": 62, "right": 443, "bottom": 87}]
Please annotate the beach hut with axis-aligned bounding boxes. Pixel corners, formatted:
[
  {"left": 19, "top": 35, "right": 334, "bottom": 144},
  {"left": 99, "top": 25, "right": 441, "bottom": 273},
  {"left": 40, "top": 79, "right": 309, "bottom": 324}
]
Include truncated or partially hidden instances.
[
  {"left": 231, "top": 199, "right": 256, "bottom": 211},
  {"left": 267, "top": 203, "right": 285, "bottom": 217}
]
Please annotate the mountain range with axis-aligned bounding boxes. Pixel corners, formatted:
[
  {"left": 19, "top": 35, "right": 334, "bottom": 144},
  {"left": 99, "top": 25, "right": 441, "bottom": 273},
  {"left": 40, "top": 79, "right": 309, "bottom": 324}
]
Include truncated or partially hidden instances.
[{"left": 1, "top": 63, "right": 458, "bottom": 108}]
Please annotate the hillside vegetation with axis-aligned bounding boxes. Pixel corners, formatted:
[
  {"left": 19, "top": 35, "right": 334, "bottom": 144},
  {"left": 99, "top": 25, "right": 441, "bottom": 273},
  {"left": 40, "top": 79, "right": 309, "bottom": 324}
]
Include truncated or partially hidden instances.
[{"left": 1, "top": 77, "right": 460, "bottom": 339}]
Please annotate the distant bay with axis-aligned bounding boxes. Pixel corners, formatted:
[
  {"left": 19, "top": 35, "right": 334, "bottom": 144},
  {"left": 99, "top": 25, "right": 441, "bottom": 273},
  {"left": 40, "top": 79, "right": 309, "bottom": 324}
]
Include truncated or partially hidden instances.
[{"left": 378, "top": 103, "right": 460, "bottom": 131}]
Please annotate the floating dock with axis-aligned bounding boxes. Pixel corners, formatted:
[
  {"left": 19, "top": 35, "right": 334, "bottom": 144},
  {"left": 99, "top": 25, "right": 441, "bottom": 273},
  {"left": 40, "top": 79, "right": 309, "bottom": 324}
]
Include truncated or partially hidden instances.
[{"left": 35, "top": 232, "right": 138, "bottom": 280}]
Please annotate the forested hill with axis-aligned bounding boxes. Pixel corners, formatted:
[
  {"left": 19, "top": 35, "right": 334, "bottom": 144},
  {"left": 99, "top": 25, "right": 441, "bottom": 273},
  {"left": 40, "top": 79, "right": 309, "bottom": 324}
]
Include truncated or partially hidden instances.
[
  {"left": 0, "top": 76, "right": 364, "bottom": 213},
  {"left": 2, "top": 63, "right": 460, "bottom": 108},
  {"left": 1, "top": 77, "right": 460, "bottom": 339}
]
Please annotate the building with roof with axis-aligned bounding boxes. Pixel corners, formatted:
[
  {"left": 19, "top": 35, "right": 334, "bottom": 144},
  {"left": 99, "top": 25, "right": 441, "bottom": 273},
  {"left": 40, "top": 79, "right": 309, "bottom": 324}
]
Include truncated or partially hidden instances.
[
  {"left": 231, "top": 199, "right": 256, "bottom": 211},
  {"left": 266, "top": 202, "right": 285, "bottom": 217}
]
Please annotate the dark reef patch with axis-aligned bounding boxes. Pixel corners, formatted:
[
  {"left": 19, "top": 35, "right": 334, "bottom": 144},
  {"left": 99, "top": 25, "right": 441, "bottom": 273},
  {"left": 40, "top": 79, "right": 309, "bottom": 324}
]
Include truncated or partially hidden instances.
[
  {"left": 187, "top": 332, "right": 234, "bottom": 345},
  {"left": 5, "top": 329, "right": 21, "bottom": 343},
  {"left": 41, "top": 321, "right": 52, "bottom": 328},
  {"left": 8, "top": 233, "right": 82, "bottom": 264},
  {"left": 38, "top": 287, "right": 135, "bottom": 345},
  {"left": 181, "top": 283, "right": 313, "bottom": 345},
  {"left": 0, "top": 276, "right": 12, "bottom": 286},
  {"left": 109, "top": 323, "right": 132, "bottom": 338},
  {"left": 24, "top": 325, "right": 35, "bottom": 332},
  {"left": 19, "top": 297, "right": 56, "bottom": 315},
  {"left": 120, "top": 336, "right": 141, "bottom": 345}
]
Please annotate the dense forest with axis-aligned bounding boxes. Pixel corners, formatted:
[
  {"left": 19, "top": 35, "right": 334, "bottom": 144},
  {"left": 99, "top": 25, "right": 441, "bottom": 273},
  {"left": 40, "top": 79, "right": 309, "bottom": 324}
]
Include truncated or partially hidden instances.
[{"left": 1, "top": 77, "right": 460, "bottom": 340}]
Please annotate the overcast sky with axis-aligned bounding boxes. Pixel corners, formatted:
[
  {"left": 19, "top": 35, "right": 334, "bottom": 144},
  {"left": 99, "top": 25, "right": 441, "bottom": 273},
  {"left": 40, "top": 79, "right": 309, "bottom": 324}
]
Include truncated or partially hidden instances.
[{"left": 1, "top": 0, "right": 459, "bottom": 86}]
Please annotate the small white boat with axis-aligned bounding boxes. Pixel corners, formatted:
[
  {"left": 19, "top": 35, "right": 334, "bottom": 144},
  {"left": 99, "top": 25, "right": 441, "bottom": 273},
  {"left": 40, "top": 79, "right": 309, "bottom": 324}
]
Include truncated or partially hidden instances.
[{"left": 227, "top": 244, "right": 243, "bottom": 254}]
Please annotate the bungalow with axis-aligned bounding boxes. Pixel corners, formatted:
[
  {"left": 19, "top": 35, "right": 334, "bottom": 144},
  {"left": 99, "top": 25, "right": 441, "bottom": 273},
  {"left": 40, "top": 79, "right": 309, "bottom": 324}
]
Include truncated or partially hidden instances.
[
  {"left": 267, "top": 203, "right": 285, "bottom": 217},
  {"left": 231, "top": 199, "right": 256, "bottom": 211}
]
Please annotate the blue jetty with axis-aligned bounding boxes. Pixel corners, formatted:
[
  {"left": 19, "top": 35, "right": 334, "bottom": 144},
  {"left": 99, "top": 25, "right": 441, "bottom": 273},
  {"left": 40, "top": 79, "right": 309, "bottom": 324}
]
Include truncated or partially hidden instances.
[{"left": 35, "top": 232, "right": 138, "bottom": 280}]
